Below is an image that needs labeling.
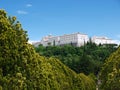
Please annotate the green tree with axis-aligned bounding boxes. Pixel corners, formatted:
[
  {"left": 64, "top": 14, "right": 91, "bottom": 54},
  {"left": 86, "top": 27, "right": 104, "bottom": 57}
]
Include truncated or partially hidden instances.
[
  {"left": 100, "top": 47, "right": 120, "bottom": 90},
  {"left": 35, "top": 42, "right": 117, "bottom": 75}
]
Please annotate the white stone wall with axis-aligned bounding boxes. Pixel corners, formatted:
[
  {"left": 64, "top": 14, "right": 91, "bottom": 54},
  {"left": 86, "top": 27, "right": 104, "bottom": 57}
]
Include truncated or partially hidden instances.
[
  {"left": 48, "top": 36, "right": 60, "bottom": 46},
  {"left": 91, "top": 36, "right": 114, "bottom": 45},
  {"left": 77, "top": 34, "right": 89, "bottom": 46},
  {"left": 41, "top": 32, "right": 89, "bottom": 47},
  {"left": 59, "top": 33, "right": 78, "bottom": 45},
  {"left": 40, "top": 33, "right": 115, "bottom": 47}
]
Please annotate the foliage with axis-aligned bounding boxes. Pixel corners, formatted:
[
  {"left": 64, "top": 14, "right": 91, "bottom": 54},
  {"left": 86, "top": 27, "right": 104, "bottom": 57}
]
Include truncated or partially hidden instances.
[
  {"left": 0, "top": 9, "right": 96, "bottom": 90},
  {"left": 79, "top": 73, "right": 96, "bottom": 90},
  {"left": 35, "top": 42, "right": 117, "bottom": 75},
  {"left": 100, "top": 46, "right": 120, "bottom": 90}
]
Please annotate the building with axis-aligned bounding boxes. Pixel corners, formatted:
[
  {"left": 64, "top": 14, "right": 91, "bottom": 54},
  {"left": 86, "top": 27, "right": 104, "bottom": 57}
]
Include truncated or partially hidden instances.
[
  {"left": 91, "top": 36, "right": 114, "bottom": 45},
  {"left": 32, "top": 32, "right": 118, "bottom": 47},
  {"left": 32, "top": 41, "right": 41, "bottom": 47},
  {"left": 41, "top": 32, "right": 89, "bottom": 47}
]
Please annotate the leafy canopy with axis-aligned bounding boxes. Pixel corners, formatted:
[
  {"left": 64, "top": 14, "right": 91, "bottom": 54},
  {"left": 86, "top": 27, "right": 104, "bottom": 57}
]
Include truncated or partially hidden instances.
[{"left": 100, "top": 46, "right": 120, "bottom": 90}]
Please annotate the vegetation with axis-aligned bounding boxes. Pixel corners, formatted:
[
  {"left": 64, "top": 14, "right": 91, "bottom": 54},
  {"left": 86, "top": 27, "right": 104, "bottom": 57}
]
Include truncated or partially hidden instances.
[
  {"left": 100, "top": 46, "right": 120, "bottom": 90},
  {"left": 0, "top": 9, "right": 96, "bottom": 90},
  {"left": 35, "top": 41, "right": 117, "bottom": 75},
  {"left": 1, "top": 9, "right": 120, "bottom": 90}
]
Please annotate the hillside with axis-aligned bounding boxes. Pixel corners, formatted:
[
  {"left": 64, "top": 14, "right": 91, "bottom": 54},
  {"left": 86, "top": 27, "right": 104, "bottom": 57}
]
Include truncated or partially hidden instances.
[{"left": 35, "top": 42, "right": 117, "bottom": 75}]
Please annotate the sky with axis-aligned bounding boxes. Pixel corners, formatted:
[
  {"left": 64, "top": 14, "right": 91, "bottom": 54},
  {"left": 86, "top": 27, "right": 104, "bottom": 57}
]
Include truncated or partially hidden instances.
[{"left": 0, "top": 0, "right": 120, "bottom": 43}]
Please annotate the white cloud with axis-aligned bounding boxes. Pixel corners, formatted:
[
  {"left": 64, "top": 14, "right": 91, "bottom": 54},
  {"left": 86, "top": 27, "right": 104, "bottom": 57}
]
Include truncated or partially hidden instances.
[
  {"left": 26, "top": 4, "right": 32, "bottom": 7},
  {"left": 17, "top": 10, "right": 28, "bottom": 15}
]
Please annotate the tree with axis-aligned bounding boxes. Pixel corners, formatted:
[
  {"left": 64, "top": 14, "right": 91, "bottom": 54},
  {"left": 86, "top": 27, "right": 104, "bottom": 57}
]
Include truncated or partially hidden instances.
[
  {"left": 100, "top": 47, "right": 120, "bottom": 90},
  {"left": 35, "top": 41, "right": 117, "bottom": 75}
]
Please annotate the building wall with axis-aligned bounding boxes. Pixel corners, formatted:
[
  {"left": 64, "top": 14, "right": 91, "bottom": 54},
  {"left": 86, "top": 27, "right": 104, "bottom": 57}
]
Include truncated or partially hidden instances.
[
  {"left": 77, "top": 34, "right": 89, "bottom": 46},
  {"left": 91, "top": 36, "right": 114, "bottom": 45},
  {"left": 59, "top": 33, "right": 78, "bottom": 45},
  {"left": 41, "top": 32, "right": 89, "bottom": 47},
  {"left": 48, "top": 36, "right": 60, "bottom": 46},
  {"left": 39, "top": 33, "right": 116, "bottom": 47}
]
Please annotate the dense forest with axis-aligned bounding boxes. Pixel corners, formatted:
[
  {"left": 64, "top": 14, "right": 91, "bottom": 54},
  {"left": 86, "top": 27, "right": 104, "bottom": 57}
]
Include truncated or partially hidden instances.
[
  {"left": 0, "top": 9, "right": 120, "bottom": 90},
  {"left": 35, "top": 42, "right": 117, "bottom": 75}
]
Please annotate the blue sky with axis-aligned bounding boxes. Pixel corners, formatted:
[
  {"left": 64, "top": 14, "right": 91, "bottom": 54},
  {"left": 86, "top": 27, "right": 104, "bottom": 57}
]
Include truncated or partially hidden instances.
[{"left": 0, "top": 0, "right": 120, "bottom": 42}]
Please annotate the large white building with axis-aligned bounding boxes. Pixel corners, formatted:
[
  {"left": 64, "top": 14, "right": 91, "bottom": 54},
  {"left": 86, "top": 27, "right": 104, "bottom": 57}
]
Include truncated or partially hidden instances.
[
  {"left": 91, "top": 36, "right": 114, "bottom": 45},
  {"left": 41, "top": 32, "right": 89, "bottom": 47},
  {"left": 33, "top": 32, "right": 118, "bottom": 47}
]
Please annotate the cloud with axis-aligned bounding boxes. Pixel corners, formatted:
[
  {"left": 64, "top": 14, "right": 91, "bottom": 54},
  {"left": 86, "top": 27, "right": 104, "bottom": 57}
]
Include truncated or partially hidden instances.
[
  {"left": 17, "top": 10, "right": 28, "bottom": 15},
  {"left": 26, "top": 4, "right": 32, "bottom": 7}
]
